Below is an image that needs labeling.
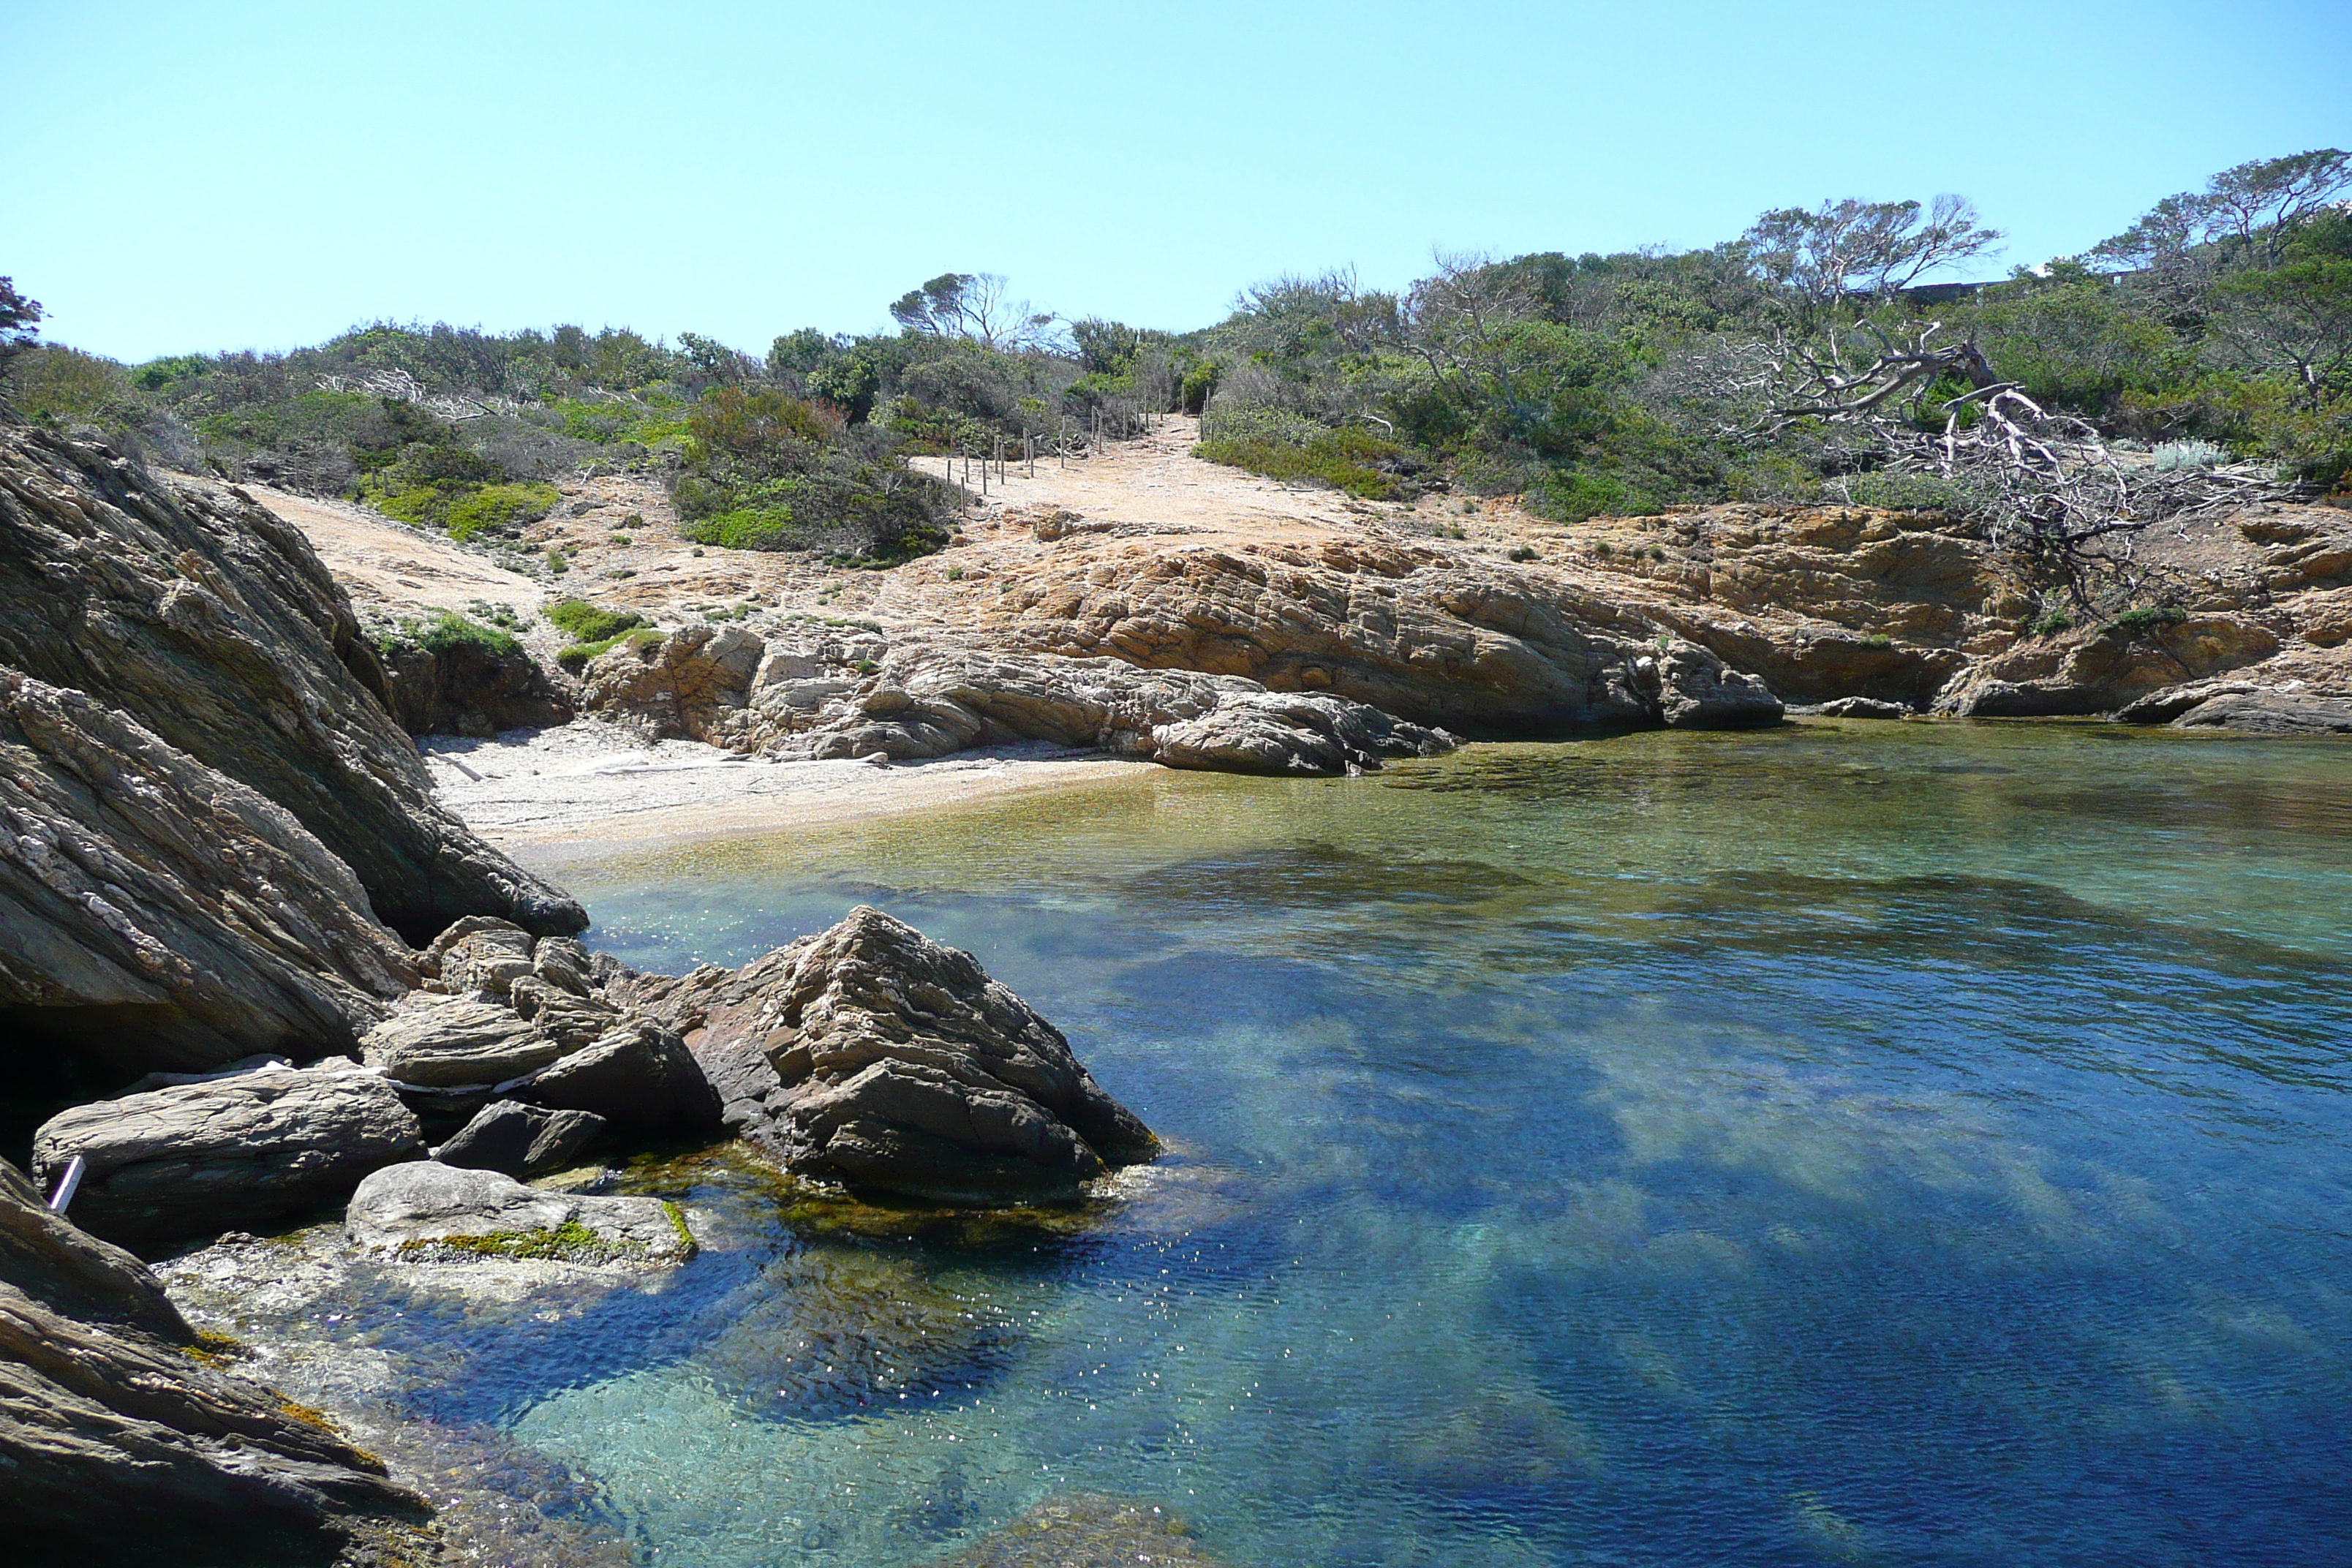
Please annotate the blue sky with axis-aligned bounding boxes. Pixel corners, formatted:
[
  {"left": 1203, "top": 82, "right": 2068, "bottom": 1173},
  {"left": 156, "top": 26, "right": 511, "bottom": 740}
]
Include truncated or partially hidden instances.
[{"left": 6, "top": 0, "right": 2348, "bottom": 363}]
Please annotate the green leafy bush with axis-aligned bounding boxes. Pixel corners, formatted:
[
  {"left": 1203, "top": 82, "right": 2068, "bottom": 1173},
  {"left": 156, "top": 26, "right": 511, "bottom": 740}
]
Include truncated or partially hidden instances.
[
  {"left": 377, "top": 611, "right": 520, "bottom": 660},
  {"left": 1845, "top": 471, "right": 1962, "bottom": 510},
  {"left": 1194, "top": 407, "right": 1401, "bottom": 498},
  {"left": 2105, "top": 606, "right": 2187, "bottom": 637},
  {"left": 445, "top": 482, "right": 559, "bottom": 541},
  {"left": 545, "top": 600, "right": 646, "bottom": 643}
]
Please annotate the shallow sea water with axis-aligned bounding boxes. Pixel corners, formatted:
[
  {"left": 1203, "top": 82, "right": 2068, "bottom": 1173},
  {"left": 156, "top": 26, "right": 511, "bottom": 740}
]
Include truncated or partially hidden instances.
[{"left": 481, "top": 720, "right": 2352, "bottom": 1566}]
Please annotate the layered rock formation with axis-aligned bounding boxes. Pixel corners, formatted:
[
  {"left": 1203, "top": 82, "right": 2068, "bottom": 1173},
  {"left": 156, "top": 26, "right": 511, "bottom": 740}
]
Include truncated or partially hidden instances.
[
  {"left": 612, "top": 906, "right": 1158, "bottom": 1204},
  {"left": 1, "top": 670, "right": 418, "bottom": 1078},
  {"left": 0, "top": 424, "right": 581, "bottom": 940},
  {"left": 0, "top": 1156, "right": 423, "bottom": 1556},
  {"left": 361, "top": 916, "right": 725, "bottom": 1137},
  {"left": 31, "top": 1061, "right": 426, "bottom": 1250},
  {"left": 581, "top": 625, "right": 1465, "bottom": 774}
]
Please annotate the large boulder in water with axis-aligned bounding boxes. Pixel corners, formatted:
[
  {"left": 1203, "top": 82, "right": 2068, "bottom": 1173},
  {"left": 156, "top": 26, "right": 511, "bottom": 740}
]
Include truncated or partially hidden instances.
[
  {"left": 31, "top": 1061, "right": 426, "bottom": 1249},
  {"left": 0, "top": 1158, "right": 425, "bottom": 1555},
  {"left": 431, "top": 1099, "right": 604, "bottom": 1177},
  {"left": 612, "top": 905, "right": 1158, "bottom": 1204},
  {"left": 0, "top": 669, "right": 418, "bottom": 1079},
  {"left": 0, "top": 423, "right": 583, "bottom": 941}
]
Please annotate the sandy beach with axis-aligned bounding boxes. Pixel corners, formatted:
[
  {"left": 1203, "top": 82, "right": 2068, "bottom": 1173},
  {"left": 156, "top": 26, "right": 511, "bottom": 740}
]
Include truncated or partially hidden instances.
[{"left": 419, "top": 720, "right": 1149, "bottom": 853}]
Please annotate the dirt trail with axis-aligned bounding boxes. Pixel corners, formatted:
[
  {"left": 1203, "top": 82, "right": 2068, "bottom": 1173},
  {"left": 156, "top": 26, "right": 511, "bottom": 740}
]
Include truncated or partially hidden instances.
[{"left": 244, "top": 485, "right": 549, "bottom": 619}]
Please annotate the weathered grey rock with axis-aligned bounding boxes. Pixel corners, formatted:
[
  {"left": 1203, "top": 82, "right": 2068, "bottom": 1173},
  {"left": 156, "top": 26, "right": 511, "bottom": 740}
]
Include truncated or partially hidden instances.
[
  {"left": 359, "top": 993, "right": 567, "bottom": 1088},
  {"left": 614, "top": 905, "right": 1157, "bottom": 1205},
  {"left": 0, "top": 1276, "right": 424, "bottom": 1553},
  {"left": 1648, "top": 643, "right": 1784, "bottom": 728},
  {"left": 31, "top": 1062, "right": 426, "bottom": 1248},
  {"left": 0, "top": 1158, "right": 425, "bottom": 1550},
  {"left": 1150, "top": 689, "right": 1455, "bottom": 774},
  {"left": 2114, "top": 677, "right": 2263, "bottom": 724},
  {"left": 346, "top": 1160, "right": 691, "bottom": 1260},
  {"left": 0, "top": 669, "right": 418, "bottom": 1079},
  {"left": 437, "top": 921, "right": 537, "bottom": 999},
  {"left": 2171, "top": 692, "right": 2352, "bottom": 734},
  {"left": 432, "top": 1099, "right": 604, "bottom": 1177},
  {"left": 519, "top": 1017, "right": 723, "bottom": 1133},
  {"left": 0, "top": 423, "right": 584, "bottom": 941},
  {"left": 1818, "top": 696, "right": 1915, "bottom": 720}
]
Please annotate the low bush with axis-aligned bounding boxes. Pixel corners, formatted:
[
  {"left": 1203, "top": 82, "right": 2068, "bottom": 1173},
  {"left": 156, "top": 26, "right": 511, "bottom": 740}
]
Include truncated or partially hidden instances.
[
  {"left": 446, "top": 482, "right": 559, "bottom": 540},
  {"left": 545, "top": 600, "right": 646, "bottom": 643},
  {"left": 1194, "top": 407, "right": 1402, "bottom": 499},
  {"left": 557, "top": 625, "right": 663, "bottom": 671},
  {"left": 2105, "top": 605, "right": 2187, "bottom": 637},
  {"left": 377, "top": 611, "right": 520, "bottom": 660}
]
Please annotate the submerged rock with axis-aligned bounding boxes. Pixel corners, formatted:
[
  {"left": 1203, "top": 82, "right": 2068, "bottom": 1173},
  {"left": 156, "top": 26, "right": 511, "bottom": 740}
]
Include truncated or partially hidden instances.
[
  {"left": 614, "top": 905, "right": 1158, "bottom": 1205},
  {"left": 0, "top": 423, "right": 583, "bottom": 941},
  {"left": 433, "top": 1099, "right": 605, "bottom": 1177},
  {"left": 0, "top": 669, "right": 418, "bottom": 1079},
  {"left": 915, "top": 1491, "right": 1230, "bottom": 1567},
  {"left": 0, "top": 1158, "right": 424, "bottom": 1555},
  {"left": 347, "top": 1160, "right": 693, "bottom": 1262},
  {"left": 31, "top": 1061, "right": 426, "bottom": 1249},
  {"left": 1817, "top": 696, "right": 1914, "bottom": 720}
]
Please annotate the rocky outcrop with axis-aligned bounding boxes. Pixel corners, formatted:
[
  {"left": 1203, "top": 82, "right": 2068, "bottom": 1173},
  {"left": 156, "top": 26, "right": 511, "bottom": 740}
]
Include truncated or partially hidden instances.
[
  {"left": 375, "top": 627, "right": 574, "bottom": 738},
  {"left": 611, "top": 906, "right": 1157, "bottom": 1205},
  {"left": 361, "top": 917, "right": 723, "bottom": 1135},
  {"left": 584, "top": 629, "right": 1466, "bottom": 775},
  {"left": 0, "top": 423, "right": 582, "bottom": 940},
  {"left": 431, "top": 1099, "right": 604, "bottom": 1177},
  {"left": 346, "top": 1160, "right": 693, "bottom": 1261},
  {"left": 31, "top": 1061, "right": 426, "bottom": 1249},
  {"left": 0, "top": 1158, "right": 423, "bottom": 1556},
  {"left": 946, "top": 530, "right": 1788, "bottom": 732},
  {"left": 1934, "top": 614, "right": 2283, "bottom": 717},
  {"left": 0, "top": 669, "right": 418, "bottom": 1079}
]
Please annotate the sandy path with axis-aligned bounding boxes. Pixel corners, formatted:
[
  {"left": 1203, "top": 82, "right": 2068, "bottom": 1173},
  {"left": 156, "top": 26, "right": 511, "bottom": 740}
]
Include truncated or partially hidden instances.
[
  {"left": 418, "top": 721, "right": 1147, "bottom": 853},
  {"left": 243, "top": 484, "right": 548, "bottom": 618}
]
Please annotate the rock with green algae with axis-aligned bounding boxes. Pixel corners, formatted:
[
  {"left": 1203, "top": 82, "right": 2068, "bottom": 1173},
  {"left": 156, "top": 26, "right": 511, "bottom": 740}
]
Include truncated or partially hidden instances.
[{"left": 346, "top": 1160, "right": 694, "bottom": 1262}]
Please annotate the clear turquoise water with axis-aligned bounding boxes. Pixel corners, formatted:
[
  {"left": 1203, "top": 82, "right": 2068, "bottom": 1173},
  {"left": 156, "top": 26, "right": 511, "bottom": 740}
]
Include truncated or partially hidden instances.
[{"left": 469, "top": 722, "right": 2352, "bottom": 1565}]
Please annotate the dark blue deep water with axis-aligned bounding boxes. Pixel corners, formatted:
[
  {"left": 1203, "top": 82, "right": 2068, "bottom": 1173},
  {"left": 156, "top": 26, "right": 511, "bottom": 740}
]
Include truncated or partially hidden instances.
[{"left": 462, "top": 723, "right": 2349, "bottom": 1565}]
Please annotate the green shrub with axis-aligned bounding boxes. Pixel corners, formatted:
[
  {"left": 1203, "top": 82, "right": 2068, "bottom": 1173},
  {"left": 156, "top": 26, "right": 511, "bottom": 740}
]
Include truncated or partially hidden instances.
[
  {"left": 1507, "top": 545, "right": 1538, "bottom": 562},
  {"left": 1193, "top": 409, "right": 1401, "bottom": 499},
  {"left": 445, "top": 482, "right": 559, "bottom": 541},
  {"left": 1523, "top": 469, "right": 1665, "bottom": 523},
  {"left": 545, "top": 600, "right": 647, "bottom": 643},
  {"left": 378, "top": 611, "right": 520, "bottom": 660},
  {"left": 2105, "top": 606, "right": 2187, "bottom": 638},
  {"left": 557, "top": 625, "right": 663, "bottom": 671},
  {"left": 2030, "top": 611, "right": 2073, "bottom": 637}
]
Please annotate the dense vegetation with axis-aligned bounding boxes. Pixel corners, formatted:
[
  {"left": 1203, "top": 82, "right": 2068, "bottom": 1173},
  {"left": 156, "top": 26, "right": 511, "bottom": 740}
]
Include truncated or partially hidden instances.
[
  {"left": 4, "top": 149, "right": 2343, "bottom": 584},
  {"left": 1169, "top": 152, "right": 2351, "bottom": 523}
]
